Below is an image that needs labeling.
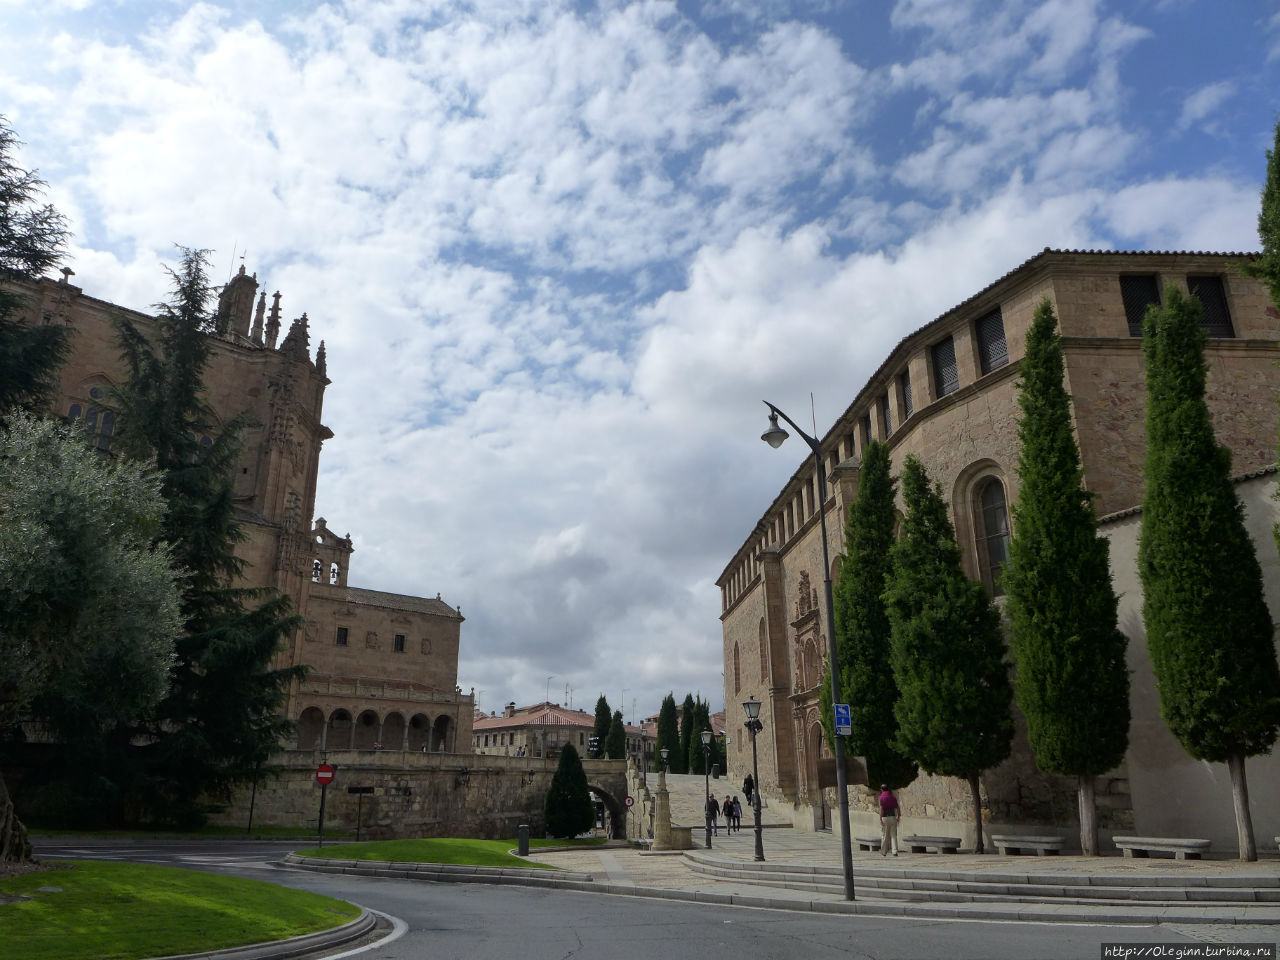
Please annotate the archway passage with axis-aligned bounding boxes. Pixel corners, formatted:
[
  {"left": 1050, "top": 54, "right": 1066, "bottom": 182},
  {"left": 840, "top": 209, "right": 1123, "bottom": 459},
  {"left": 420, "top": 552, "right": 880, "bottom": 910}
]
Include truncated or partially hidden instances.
[
  {"left": 297, "top": 707, "right": 325, "bottom": 750},
  {"left": 408, "top": 713, "right": 431, "bottom": 752},
  {"left": 354, "top": 710, "right": 380, "bottom": 750},
  {"left": 586, "top": 783, "right": 627, "bottom": 839},
  {"left": 328, "top": 709, "right": 353, "bottom": 750},
  {"left": 383, "top": 712, "right": 406, "bottom": 751},
  {"left": 431, "top": 715, "right": 452, "bottom": 752}
]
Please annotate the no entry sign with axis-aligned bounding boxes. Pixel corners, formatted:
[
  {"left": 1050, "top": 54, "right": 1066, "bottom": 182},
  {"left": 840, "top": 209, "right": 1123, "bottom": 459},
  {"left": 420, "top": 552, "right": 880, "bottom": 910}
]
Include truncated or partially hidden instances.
[{"left": 316, "top": 763, "right": 336, "bottom": 785}]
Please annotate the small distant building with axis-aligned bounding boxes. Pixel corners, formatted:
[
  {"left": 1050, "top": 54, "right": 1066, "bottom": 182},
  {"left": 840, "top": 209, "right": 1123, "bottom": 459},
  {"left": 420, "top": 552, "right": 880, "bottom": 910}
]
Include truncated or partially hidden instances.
[{"left": 473, "top": 701, "right": 646, "bottom": 760}]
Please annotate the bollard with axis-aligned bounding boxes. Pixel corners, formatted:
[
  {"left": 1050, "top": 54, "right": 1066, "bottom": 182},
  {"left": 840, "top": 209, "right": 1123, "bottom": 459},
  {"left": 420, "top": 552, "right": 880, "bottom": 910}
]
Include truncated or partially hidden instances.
[{"left": 517, "top": 823, "right": 529, "bottom": 856}]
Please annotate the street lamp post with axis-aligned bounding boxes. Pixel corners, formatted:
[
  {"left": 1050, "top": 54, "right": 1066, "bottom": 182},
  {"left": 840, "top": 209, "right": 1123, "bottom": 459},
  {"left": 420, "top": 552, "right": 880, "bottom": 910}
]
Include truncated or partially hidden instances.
[
  {"left": 760, "top": 400, "right": 856, "bottom": 901},
  {"left": 701, "top": 728, "right": 713, "bottom": 849},
  {"left": 743, "top": 696, "right": 766, "bottom": 862}
]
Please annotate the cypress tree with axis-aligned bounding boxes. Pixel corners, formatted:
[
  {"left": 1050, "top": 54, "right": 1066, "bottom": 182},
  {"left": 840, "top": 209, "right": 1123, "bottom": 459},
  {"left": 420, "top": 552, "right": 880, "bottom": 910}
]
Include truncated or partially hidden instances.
[
  {"left": 885, "top": 455, "right": 1014, "bottom": 854},
  {"left": 606, "top": 709, "right": 626, "bottom": 760},
  {"left": 1001, "top": 298, "right": 1130, "bottom": 856},
  {"left": 0, "top": 117, "right": 70, "bottom": 420},
  {"left": 108, "top": 247, "right": 306, "bottom": 825},
  {"left": 544, "top": 743, "right": 594, "bottom": 838},
  {"left": 590, "top": 695, "right": 611, "bottom": 759},
  {"left": 655, "top": 693, "right": 679, "bottom": 771},
  {"left": 687, "top": 697, "right": 712, "bottom": 775},
  {"left": 1241, "top": 120, "right": 1280, "bottom": 308},
  {"left": 819, "top": 439, "right": 917, "bottom": 789},
  {"left": 677, "top": 693, "right": 696, "bottom": 774},
  {"left": 1138, "top": 286, "right": 1280, "bottom": 861}
]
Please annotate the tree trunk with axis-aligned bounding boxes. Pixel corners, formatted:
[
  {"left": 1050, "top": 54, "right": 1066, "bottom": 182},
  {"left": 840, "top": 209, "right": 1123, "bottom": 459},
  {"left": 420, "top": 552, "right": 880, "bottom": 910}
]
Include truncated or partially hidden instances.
[
  {"left": 1077, "top": 774, "right": 1098, "bottom": 856},
  {"left": 968, "top": 773, "right": 985, "bottom": 854},
  {"left": 1227, "top": 752, "right": 1257, "bottom": 862},
  {"left": 0, "top": 773, "right": 33, "bottom": 864}
]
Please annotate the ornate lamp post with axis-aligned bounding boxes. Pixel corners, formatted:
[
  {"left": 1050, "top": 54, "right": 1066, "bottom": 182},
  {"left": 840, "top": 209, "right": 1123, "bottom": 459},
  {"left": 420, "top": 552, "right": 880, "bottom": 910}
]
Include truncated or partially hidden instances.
[
  {"left": 760, "top": 400, "right": 856, "bottom": 901},
  {"left": 742, "top": 696, "right": 766, "bottom": 862},
  {"left": 701, "top": 728, "right": 713, "bottom": 848}
]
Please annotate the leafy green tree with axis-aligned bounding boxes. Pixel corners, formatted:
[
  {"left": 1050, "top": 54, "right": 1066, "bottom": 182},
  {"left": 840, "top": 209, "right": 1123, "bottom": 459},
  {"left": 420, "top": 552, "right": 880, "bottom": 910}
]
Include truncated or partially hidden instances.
[
  {"left": 1138, "top": 287, "right": 1280, "bottom": 861},
  {"left": 677, "top": 693, "right": 695, "bottom": 775},
  {"left": 886, "top": 455, "right": 1014, "bottom": 854},
  {"left": 1001, "top": 299, "right": 1130, "bottom": 856},
  {"left": 1241, "top": 120, "right": 1280, "bottom": 309},
  {"left": 0, "top": 414, "right": 181, "bottom": 859},
  {"left": 0, "top": 117, "right": 70, "bottom": 420},
  {"left": 819, "top": 439, "right": 917, "bottom": 790},
  {"left": 590, "top": 695, "right": 612, "bottom": 759},
  {"left": 108, "top": 247, "right": 306, "bottom": 825},
  {"left": 606, "top": 710, "right": 626, "bottom": 760},
  {"left": 655, "top": 693, "right": 679, "bottom": 772},
  {"left": 544, "top": 743, "right": 595, "bottom": 838}
]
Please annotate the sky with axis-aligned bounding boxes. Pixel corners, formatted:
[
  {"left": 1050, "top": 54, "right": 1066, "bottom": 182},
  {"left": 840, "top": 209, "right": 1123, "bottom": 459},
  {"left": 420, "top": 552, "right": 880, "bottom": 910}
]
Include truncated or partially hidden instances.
[{"left": 2, "top": 0, "right": 1277, "bottom": 724}]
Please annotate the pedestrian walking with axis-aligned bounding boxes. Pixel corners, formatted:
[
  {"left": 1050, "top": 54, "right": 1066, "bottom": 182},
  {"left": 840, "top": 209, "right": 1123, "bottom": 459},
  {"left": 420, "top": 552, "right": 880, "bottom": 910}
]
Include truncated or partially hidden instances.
[
  {"left": 723, "top": 795, "right": 734, "bottom": 833},
  {"left": 706, "top": 794, "right": 720, "bottom": 836},
  {"left": 743, "top": 773, "right": 754, "bottom": 804},
  {"left": 731, "top": 795, "right": 743, "bottom": 832},
  {"left": 878, "top": 784, "right": 900, "bottom": 857}
]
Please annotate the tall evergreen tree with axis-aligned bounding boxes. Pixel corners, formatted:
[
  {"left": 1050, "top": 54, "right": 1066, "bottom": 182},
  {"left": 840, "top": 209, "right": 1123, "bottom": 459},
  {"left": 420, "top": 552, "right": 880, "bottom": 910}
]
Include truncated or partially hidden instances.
[
  {"left": 655, "top": 693, "right": 680, "bottom": 772},
  {"left": 1241, "top": 120, "right": 1280, "bottom": 309},
  {"left": 678, "top": 693, "right": 696, "bottom": 775},
  {"left": 819, "top": 440, "right": 917, "bottom": 790},
  {"left": 885, "top": 455, "right": 1014, "bottom": 854},
  {"left": 1138, "top": 287, "right": 1280, "bottom": 861},
  {"left": 0, "top": 117, "right": 70, "bottom": 420},
  {"left": 544, "top": 743, "right": 594, "bottom": 838},
  {"left": 606, "top": 709, "right": 626, "bottom": 760},
  {"left": 590, "top": 695, "right": 612, "bottom": 759},
  {"left": 687, "top": 697, "right": 712, "bottom": 775},
  {"left": 108, "top": 247, "right": 306, "bottom": 824},
  {"left": 1001, "top": 298, "right": 1130, "bottom": 856}
]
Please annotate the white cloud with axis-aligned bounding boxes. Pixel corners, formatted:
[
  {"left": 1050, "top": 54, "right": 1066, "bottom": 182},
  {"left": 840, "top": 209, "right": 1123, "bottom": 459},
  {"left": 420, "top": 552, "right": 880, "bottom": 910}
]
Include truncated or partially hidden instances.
[{"left": 1176, "top": 80, "right": 1236, "bottom": 134}]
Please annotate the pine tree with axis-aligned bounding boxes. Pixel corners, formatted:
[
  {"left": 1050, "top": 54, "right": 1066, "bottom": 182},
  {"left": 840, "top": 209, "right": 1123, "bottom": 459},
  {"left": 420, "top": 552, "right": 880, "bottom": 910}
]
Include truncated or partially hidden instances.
[
  {"left": 606, "top": 710, "right": 626, "bottom": 760},
  {"left": 1241, "top": 120, "right": 1280, "bottom": 309},
  {"left": 1001, "top": 298, "right": 1130, "bottom": 856},
  {"left": 885, "top": 455, "right": 1014, "bottom": 854},
  {"left": 544, "top": 743, "right": 595, "bottom": 838},
  {"left": 590, "top": 695, "right": 612, "bottom": 759},
  {"left": 1138, "top": 286, "right": 1280, "bottom": 861},
  {"left": 819, "top": 440, "right": 917, "bottom": 790},
  {"left": 0, "top": 117, "right": 70, "bottom": 420},
  {"left": 108, "top": 247, "right": 306, "bottom": 825},
  {"left": 655, "top": 693, "right": 679, "bottom": 772},
  {"left": 677, "top": 693, "right": 696, "bottom": 775}
]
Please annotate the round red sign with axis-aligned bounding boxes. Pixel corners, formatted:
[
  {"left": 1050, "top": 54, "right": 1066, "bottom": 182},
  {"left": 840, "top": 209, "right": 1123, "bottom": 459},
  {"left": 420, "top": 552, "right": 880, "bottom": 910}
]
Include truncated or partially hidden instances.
[
  {"left": 316, "top": 763, "right": 335, "bottom": 785},
  {"left": 624, "top": 795, "right": 634, "bottom": 808}
]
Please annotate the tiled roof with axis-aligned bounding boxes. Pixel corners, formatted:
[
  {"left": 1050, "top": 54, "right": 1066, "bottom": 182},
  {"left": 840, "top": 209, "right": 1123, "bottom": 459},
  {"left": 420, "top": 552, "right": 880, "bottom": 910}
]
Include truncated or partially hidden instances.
[
  {"left": 311, "top": 583, "right": 463, "bottom": 619},
  {"left": 1099, "top": 465, "right": 1278, "bottom": 524},
  {"left": 473, "top": 701, "right": 647, "bottom": 733}
]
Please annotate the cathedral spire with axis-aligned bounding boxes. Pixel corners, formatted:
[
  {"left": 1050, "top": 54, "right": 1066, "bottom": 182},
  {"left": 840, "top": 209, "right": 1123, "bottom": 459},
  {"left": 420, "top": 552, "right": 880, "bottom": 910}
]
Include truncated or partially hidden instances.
[
  {"left": 315, "top": 339, "right": 327, "bottom": 378},
  {"left": 265, "top": 291, "right": 282, "bottom": 348},
  {"left": 251, "top": 291, "right": 266, "bottom": 344},
  {"left": 279, "top": 312, "right": 311, "bottom": 361}
]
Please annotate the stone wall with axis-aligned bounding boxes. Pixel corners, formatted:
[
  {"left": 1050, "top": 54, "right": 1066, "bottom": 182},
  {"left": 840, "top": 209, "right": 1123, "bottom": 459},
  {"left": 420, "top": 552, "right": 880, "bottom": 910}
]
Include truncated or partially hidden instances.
[{"left": 207, "top": 750, "right": 628, "bottom": 840}]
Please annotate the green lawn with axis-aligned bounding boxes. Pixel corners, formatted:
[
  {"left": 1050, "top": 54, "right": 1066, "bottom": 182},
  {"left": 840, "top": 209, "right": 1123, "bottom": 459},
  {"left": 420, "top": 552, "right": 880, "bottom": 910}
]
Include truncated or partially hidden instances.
[
  {"left": 294, "top": 835, "right": 603, "bottom": 867},
  {"left": 0, "top": 860, "right": 360, "bottom": 960}
]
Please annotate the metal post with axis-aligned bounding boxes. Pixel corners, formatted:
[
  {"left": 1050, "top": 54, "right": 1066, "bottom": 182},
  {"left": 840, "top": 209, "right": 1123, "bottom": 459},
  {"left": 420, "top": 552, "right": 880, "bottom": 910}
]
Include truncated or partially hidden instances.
[
  {"left": 762, "top": 401, "right": 856, "bottom": 900},
  {"left": 749, "top": 721, "right": 764, "bottom": 862},
  {"left": 703, "top": 743, "right": 712, "bottom": 849},
  {"left": 355, "top": 791, "right": 363, "bottom": 843},
  {"left": 518, "top": 824, "right": 530, "bottom": 856},
  {"left": 317, "top": 782, "right": 327, "bottom": 848}
]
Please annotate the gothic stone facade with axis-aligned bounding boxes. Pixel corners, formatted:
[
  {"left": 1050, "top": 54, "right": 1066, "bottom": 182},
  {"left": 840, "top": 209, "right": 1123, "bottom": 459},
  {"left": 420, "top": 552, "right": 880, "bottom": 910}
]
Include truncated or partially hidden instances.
[
  {"left": 717, "top": 250, "right": 1280, "bottom": 850},
  {"left": 15, "top": 268, "right": 474, "bottom": 755}
]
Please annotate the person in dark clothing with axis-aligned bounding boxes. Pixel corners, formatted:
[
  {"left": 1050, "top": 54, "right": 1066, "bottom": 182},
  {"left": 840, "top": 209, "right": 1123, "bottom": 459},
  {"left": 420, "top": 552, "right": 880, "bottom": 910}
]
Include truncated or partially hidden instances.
[
  {"left": 743, "top": 773, "right": 754, "bottom": 803},
  {"left": 706, "top": 794, "right": 721, "bottom": 836}
]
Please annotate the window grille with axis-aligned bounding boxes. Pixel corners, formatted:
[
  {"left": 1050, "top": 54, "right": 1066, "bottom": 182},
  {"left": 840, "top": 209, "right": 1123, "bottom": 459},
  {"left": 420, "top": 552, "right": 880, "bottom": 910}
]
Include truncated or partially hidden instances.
[
  {"left": 932, "top": 337, "right": 959, "bottom": 397},
  {"left": 975, "top": 308, "right": 1008, "bottom": 374},
  {"left": 1120, "top": 274, "right": 1160, "bottom": 337},
  {"left": 1187, "top": 275, "right": 1234, "bottom": 338},
  {"left": 899, "top": 370, "right": 913, "bottom": 419},
  {"left": 394, "top": 634, "right": 406, "bottom": 653},
  {"left": 336, "top": 627, "right": 349, "bottom": 646}
]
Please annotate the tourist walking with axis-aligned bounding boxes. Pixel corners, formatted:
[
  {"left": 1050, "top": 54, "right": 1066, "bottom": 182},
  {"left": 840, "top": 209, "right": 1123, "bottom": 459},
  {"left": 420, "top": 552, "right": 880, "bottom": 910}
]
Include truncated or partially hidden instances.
[
  {"left": 731, "top": 795, "right": 743, "bottom": 832},
  {"left": 706, "top": 794, "right": 720, "bottom": 836},
  {"left": 723, "top": 795, "right": 734, "bottom": 833},
  {"left": 743, "top": 773, "right": 754, "bottom": 804},
  {"left": 878, "top": 784, "right": 900, "bottom": 856}
]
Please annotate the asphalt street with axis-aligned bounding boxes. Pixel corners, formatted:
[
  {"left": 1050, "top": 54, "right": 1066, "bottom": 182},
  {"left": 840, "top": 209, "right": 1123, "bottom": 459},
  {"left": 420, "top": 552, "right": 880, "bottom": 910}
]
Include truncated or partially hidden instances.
[{"left": 33, "top": 839, "right": 1258, "bottom": 960}]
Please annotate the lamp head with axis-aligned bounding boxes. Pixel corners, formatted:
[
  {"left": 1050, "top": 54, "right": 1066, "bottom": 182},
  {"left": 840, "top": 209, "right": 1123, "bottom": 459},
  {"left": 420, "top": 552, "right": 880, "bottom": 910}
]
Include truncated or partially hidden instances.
[
  {"left": 700, "top": 728, "right": 712, "bottom": 746},
  {"left": 660, "top": 747, "right": 669, "bottom": 762},
  {"left": 742, "top": 696, "right": 762, "bottom": 720},
  {"left": 761, "top": 410, "right": 788, "bottom": 449}
]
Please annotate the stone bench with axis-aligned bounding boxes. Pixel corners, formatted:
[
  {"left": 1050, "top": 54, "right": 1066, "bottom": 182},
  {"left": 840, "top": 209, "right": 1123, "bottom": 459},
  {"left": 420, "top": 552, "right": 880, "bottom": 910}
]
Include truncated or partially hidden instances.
[
  {"left": 854, "top": 835, "right": 882, "bottom": 852},
  {"left": 1113, "top": 836, "right": 1211, "bottom": 860},
  {"left": 902, "top": 834, "right": 962, "bottom": 854},
  {"left": 990, "top": 834, "right": 1065, "bottom": 856}
]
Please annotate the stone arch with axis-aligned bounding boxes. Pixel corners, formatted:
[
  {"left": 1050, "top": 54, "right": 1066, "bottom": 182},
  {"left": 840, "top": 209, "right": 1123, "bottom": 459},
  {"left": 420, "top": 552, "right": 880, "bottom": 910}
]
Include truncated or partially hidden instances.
[
  {"left": 408, "top": 713, "right": 431, "bottom": 752},
  {"left": 830, "top": 553, "right": 843, "bottom": 584},
  {"left": 354, "top": 709, "right": 380, "bottom": 750},
  {"left": 431, "top": 715, "right": 452, "bottom": 752},
  {"left": 297, "top": 706, "right": 325, "bottom": 750},
  {"left": 382, "top": 711, "right": 406, "bottom": 750},
  {"left": 807, "top": 715, "right": 830, "bottom": 829},
  {"left": 952, "top": 458, "right": 1012, "bottom": 594},
  {"left": 586, "top": 781, "right": 627, "bottom": 839},
  {"left": 328, "top": 709, "right": 354, "bottom": 750}
]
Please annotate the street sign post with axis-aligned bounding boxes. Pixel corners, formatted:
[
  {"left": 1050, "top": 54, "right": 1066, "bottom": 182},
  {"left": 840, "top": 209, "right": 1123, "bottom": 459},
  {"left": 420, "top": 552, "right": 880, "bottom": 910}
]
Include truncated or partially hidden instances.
[
  {"left": 834, "top": 703, "right": 852, "bottom": 737},
  {"left": 315, "top": 763, "right": 336, "bottom": 847},
  {"left": 347, "top": 785, "right": 374, "bottom": 842}
]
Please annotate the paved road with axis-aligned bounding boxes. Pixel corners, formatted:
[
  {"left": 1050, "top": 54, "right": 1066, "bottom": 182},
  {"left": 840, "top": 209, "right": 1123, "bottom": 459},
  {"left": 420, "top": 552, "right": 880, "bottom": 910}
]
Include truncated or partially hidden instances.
[{"left": 34, "top": 840, "right": 1270, "bottom": 960}]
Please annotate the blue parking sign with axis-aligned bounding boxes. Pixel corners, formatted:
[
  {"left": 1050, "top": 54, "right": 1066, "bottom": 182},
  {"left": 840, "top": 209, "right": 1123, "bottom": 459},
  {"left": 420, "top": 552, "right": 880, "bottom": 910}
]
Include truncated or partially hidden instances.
[{"left": 834, "top": 703, "right": 851, "bottom": 736}]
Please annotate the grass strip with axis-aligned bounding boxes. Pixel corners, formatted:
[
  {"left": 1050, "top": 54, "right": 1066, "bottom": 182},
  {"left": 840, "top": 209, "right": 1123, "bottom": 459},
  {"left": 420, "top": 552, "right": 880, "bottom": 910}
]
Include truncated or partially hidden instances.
[
  {"left": 292, "top": 836, "right": 598, "bottom": 867},
  {"left": 0, "top": 860, "right": 360, "bottom": 960}
]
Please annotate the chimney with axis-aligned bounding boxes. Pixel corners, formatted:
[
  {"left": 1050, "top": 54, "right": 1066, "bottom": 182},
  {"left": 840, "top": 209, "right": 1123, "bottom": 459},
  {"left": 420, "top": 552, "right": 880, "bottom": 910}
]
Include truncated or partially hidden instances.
[{"left": 505, "top": 701, "right": 516, "bottom": 718}]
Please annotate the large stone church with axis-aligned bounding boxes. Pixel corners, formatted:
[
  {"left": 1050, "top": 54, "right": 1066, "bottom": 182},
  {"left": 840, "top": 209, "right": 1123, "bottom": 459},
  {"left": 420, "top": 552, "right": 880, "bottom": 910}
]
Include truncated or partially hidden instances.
[
  {"left": 15, "top": 265, "right": 474, "bottom": 756},
  {"left": 718, "top": 249, "right": 1280, "bottom": 850}
]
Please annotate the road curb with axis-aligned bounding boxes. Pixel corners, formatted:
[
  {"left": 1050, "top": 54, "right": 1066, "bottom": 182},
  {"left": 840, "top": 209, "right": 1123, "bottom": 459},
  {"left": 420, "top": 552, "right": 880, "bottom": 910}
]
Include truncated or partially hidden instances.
[{"left": 146, "top": 907, "right": 376, "bottom": 960}]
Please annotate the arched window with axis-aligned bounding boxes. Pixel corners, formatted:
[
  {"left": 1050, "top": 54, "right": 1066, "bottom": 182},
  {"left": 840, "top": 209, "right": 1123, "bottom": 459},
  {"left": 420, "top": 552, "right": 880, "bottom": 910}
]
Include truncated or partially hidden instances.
[
  {"left": 975, "top": 477, "right": 1011, "bottom": 596},
  {"left": 733, "top": 643, "right": 741, "bottom": 693}
]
